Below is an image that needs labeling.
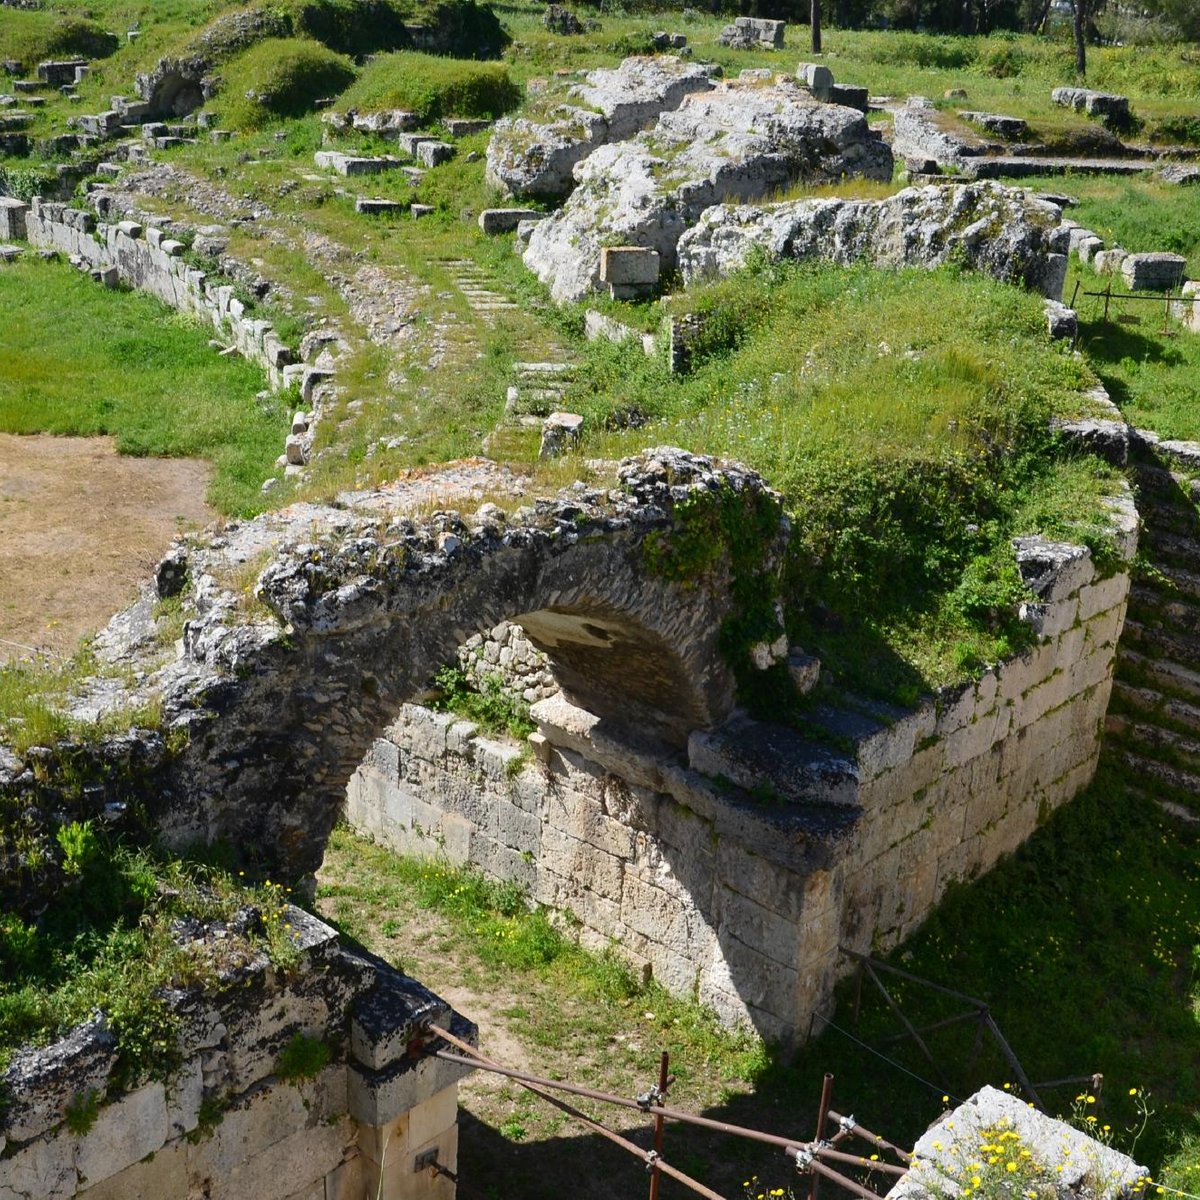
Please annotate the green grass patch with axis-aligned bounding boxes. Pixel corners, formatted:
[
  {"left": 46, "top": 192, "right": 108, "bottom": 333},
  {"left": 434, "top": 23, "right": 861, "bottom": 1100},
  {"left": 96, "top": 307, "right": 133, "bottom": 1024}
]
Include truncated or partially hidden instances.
[
  {"left": 338, "top": 51, "right": 521, "bottom": 123},
  {"left": 218, "top": 38, "right": 357, "bottom": 130},
  {"left": 0, "top": 11, "right": 118, "bottom": 70},
  {"left": 569, "top": 259, "right": 1116, "bottom": 700},
  {"left": 0, "top": 827, "right": 303, "bottom": 1088},
  {"left": 317, "top": 827, "right": 769, "bottom": 1081},
  {"left": 0, "top": 257, "right": 290, "bottom": 517}
]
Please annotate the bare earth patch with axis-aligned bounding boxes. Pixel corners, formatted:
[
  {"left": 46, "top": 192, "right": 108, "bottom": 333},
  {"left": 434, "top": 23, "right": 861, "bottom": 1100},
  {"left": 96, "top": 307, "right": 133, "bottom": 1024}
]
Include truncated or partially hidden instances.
[{"left": 0, "top": 433, "right": 214, "bottom": 661}]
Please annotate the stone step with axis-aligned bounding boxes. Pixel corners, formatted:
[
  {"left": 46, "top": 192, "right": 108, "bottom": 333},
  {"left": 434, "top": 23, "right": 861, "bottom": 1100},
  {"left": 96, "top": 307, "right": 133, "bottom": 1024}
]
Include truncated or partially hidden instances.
[
  {"left": 1109, "top": 679, "right": 1200, "bottom": 735},
  {"left": 1127, "top": 585, "right": 1200, "bottom": 634},
  {"left": 1114, "top": 746, "right": 1200, "bottom": 800},
  {"left": 1146, "top": 562, "right": 1200, "bottom": 603},
  {"left": 1116, "top": 779, "right": 1200, "bottom": 828},
  {"left": 1138, "top": 527, "right": 1200, "bottom": 575},
  {"left": 1117, "top": 646, "right": 1200, "bottom": 705},
  {"left": 1121, "top": 617, "right": 1200, "bottom": 671},
  {"left": 1106, "top": 714, "right": 1200, "bottom": 773},
  {"left": 513, "top": 361, "right": 575, "bottom": 375}
]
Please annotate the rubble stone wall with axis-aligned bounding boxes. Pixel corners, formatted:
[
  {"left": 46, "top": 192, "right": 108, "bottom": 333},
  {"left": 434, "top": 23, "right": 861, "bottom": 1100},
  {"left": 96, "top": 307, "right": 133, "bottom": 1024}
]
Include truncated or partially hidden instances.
[
  {"left": 0, "top": 907, "right": 473, "bottom": 1200},
  {"left": 347, "top": 497, "right": 1137, "bottom": 1044},
  {"left": 11, "top": 196, "right": 293, "bottom": 388}
]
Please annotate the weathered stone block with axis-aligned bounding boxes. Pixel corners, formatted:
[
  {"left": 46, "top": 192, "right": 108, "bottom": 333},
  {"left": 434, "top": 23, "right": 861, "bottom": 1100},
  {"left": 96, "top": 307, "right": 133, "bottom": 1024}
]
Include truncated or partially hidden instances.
[
  {"left": 599, "top": 245, "right": 660, "bottom": 298},
  {"left": 76, "top": 1082, "right": 168, "bottom": 1187},
  {"left": 76, "top": 1140, "right": 188, "bottom": 1200},
  {"left": 0, "top": 1129, "right": 77, "bottom": 1200},
  {"left": 478, "top": 208, "right": 545, "bottom": 235},
  {"left": 0, "top": 196, "right": 29, "bottom": 241},
  {"left": 1121, "top": 252, "right": 1186, "bottom": 292},
  {"left": 797, "top": 62, "right": 833, "bottom": 100},
  {"left": 351, "top": 972, "right": 451, "bottom": 1072}
]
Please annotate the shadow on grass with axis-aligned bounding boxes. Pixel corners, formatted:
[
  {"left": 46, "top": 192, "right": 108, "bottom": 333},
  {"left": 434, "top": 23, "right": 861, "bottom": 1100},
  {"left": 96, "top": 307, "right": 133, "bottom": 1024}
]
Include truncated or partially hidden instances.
[{"left": 449, "top": 765, "right": 1200, "bottom": 1199}]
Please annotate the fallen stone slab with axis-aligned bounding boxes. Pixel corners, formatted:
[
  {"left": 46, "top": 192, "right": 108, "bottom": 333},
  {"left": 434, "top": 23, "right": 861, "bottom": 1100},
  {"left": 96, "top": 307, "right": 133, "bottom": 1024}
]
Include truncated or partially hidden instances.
[
  {"left": 486, "top": 55, "right": 715, "bottom": 200},
  {"left": 797, "top": 62, "right": 833, "bottom": 101},
  {"left": 539, "top": 411, "right": 583, "bottom": 457},
  {"left": 349, "top": 109, "right": 420, "bottom": 136},
  {"left": 446, "top": 118, "right": 492, "bottom": 137},
  {"left": 523, "top": 81, "right": 892, "bottom": 302},
  {"left": 892, "top": 99, "right": 983, "bottom": 170},
  {"left": 1045, "top": 299, "right": 1077, "bottom": 340},
  {"left": 0, "top": 244, "right": 22, "bottom": 263},
  {"left": 1051, "top": 86, "right": 1131, "bottom": 129},
  {"left": 892, "top": 1087, "right": 1145, "bottom": 1200},
  {"left": 828, "top": 83, "right": 868, "bottom": 111},
  {"left": 600, "top": 245, "right": 660, "bottom": 299},
  {"left": 356, "top": 198, "right": 407, "bottom": 216},
  {"left": 718, "top": 17, "right": 786, "bottom": 49},
  {"left": 959, "top": 110, "right": 1027, "bottom": 138},
  {"left": 1159, "top": 164, "right": 1200, "bottom": 186},
  {"left": 1121, "top": 252, "right": 1187, "bottom": 292},
  {"left": 415, "top": 139, "right": 454, "bottom": 167},
  {"left": 479, "top": 207, "right": 545, "bottom": 235},
  {"left": 678, "top": 181, "right": 1068, "bottom": 301},
  {"left": 314, "top": 151, "right": 404, "bottom": 176}
]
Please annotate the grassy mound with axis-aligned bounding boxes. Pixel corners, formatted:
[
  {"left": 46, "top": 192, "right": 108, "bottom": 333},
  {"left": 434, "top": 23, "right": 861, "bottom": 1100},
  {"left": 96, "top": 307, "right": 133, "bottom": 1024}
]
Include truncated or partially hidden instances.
[
  {"left": 219, "top": 38, "right": 357, "bottom": 129},
  {"left": 279, "top": 0, "right": 413, "bottom": 56},
  {"left": 339, "top": 50, "right": 521, "bottom": 121},
  {"left": 0, "top": 13, "right": 119, "bottom": 71},
  {"left": 567, "top": 261, "right": 1119, "bottom": 702}
]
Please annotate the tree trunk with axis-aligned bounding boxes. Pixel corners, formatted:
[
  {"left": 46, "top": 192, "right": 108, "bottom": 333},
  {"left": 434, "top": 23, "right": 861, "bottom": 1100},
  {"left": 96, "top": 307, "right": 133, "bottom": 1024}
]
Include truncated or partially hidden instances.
[
  {"left": 961, "top": 0, "right": 972, "bottom": 36},
  {"left": 1073, "top": 0, "right": 1087, "bottom": 76},
  {"left": 812, "top": 0, "right": 822, "bottom": 54}
]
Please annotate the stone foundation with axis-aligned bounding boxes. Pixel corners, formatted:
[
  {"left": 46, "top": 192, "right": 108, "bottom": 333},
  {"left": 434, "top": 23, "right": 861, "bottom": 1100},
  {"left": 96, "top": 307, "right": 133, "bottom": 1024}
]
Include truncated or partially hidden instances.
[
  {"left": 7, "top": 196, "right": 294, "bottom": 389},
  {"left": 347, "top": 494, "right": 1137, "bottom": 1044},
  {"left": 0, "top": 908, "right": 474, "bottom": 1200}
]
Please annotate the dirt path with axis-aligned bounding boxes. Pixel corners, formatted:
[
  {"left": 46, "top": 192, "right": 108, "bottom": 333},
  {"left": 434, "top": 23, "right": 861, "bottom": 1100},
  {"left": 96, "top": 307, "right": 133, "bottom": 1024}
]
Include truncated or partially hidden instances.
[{"left": 0, "top": 434, "right": 214, "bottom": 661}]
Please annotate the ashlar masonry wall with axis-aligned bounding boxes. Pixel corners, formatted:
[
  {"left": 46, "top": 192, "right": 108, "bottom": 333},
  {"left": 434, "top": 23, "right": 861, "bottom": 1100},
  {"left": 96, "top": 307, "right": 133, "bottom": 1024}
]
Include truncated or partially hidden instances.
[
  {"left": 0, "top": 907, "right": 474, "bottom": 1200},
  {"left": 1, "top": 195, "right": 296, "bottom": 390},
  {"left": 347, "top": 494, "right": 1138, "bottom": 1044}
]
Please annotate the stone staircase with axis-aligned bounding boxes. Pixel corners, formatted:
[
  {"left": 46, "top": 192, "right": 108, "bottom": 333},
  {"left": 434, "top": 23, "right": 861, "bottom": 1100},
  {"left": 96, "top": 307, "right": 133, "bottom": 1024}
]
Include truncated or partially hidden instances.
[
  {"left": 441, "top": 257, "right": 519, "bottom": 319},
  {"left": 1105, "top": 434, "right": 1200, "bottom": 820}
]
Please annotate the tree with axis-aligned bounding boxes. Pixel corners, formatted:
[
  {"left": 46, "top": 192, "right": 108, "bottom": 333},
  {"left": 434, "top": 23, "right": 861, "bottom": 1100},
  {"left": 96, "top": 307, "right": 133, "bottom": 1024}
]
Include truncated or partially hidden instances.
[
  {"left": 812, "top": 0, "right": 822, "bottom": 52},
  {"left": 1072, "top": 0, "right": 1087, "bottom": 77}
]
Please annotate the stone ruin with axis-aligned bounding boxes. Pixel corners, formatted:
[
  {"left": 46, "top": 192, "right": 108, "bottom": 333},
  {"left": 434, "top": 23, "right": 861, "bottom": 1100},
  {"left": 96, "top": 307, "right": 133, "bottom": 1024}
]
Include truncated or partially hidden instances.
[
  {"left": 1, "top": 903, "right": 474, "bottom": 1200},
  {"left": 519, "top": 78, "right": 893, "bottom": 302},
  {"left": 717, "top": 17, "right": 787, "bottom": 50}
]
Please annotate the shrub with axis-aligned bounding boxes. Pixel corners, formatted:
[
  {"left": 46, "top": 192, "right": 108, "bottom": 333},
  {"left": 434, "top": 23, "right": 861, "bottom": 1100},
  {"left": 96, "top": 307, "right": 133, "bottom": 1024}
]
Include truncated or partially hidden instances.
[
  {"left": 338, "top": 51, "right": 521, "bottom": 123},
  {"left": 279, "top": 0, "right": 412, "bottom": 56},
  {"left": 219, "top": 38, "right": 357, "bottom": 130}
]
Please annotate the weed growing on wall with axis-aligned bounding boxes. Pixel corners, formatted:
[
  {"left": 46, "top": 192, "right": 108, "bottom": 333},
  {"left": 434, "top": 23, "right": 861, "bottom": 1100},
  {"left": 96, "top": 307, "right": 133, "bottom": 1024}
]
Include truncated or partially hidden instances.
[
  {"left": 0, "top": 830, "right": 309, "bottom": 1083},
  {"left": 429, "top": 666, "right": 536, "bottom": 739}
]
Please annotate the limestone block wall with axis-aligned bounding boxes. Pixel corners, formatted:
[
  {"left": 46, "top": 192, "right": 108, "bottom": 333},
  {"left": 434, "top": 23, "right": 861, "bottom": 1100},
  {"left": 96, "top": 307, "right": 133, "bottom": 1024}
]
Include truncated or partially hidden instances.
[
  {"left": 10, "top": 196, "right": 293, "bottom": 389},
  {"left": 0, "top": 907, "right": 474, "bottom": 1200},
  {"left": 842, "top": 500, "right": 1139, "bottom": 954},
  {"left": 347, "top": 495, "right": 1137, "bottom": 1045}
]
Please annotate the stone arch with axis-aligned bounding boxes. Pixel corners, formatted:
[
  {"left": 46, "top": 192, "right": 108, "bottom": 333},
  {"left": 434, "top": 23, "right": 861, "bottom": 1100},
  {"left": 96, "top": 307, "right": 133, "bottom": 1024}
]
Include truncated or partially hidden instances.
[{"left": 155, "top": 451, "right": 788, "bottom": 882}]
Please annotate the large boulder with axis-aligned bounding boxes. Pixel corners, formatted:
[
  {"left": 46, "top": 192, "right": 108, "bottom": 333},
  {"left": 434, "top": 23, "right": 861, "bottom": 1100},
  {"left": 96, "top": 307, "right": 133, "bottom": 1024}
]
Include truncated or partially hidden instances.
[
  {"left": 677, "top": 181, "right": 1069, "bottom": 299},
  {"left": 522, "top": 82, "right": 893, "bottom": 302},
  {"left": 485, "top": 55, "right": 715, "bottom": 199},
  {"left": 1050, "top": 86, "right": 1131, "bottom": 130}
]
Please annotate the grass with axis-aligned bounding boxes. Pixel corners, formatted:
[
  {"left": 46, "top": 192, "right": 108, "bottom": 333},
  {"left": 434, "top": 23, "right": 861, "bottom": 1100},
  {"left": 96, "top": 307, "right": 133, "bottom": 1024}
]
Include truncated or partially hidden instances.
[
  {"left": 561, "top": 258, "right": 1118, "bottom": 699},
  {"left": 0, "top": 826, "right": 303, "bottom": 1088},
  {"left": 316, "top": 757, "right": 1200, "bottom": 1195},
  {"left": 782, "top": 759, "right": 1200, "bottom": 1178},
  {"left": 0, "top": 257, "right": 290, "bottom": 517},
  {"left": 216, "top": 37, "right": 357, "bottom": 131},
  {"left": 337, "top": 51, "right": 522, "bottom": 123},
  {"left": 316, "top": 826, "right": 770, "bottom": 1093}
]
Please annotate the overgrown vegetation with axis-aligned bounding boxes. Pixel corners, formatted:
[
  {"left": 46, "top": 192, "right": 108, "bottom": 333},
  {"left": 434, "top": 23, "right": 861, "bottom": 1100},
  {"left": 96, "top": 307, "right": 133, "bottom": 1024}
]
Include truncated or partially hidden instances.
[
  {"left": 0, "top": 257, "right": 290, "bottom": 517},
  {"left": 337, "top": 51, "right": 522, "bottom": 123},
  {"left": 0, "top": 826, "right": 302, "bottom": 1088},
  {"left": 576, "top": 260, "right": 1119, "bottom": 699},
  {"left": 430, "top": 665, "right": 537, "bottom": 739},
  {"left": 0, "top": 11, "right": 118, "bottom": 70}
]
